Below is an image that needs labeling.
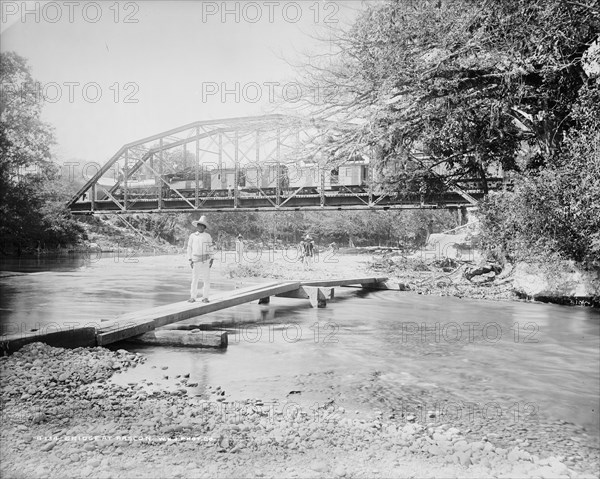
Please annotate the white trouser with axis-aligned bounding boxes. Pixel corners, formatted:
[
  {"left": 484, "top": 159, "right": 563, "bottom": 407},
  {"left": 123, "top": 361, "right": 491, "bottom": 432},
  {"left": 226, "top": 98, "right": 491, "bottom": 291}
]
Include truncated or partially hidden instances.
[
  {"left": 303, "top": 254, "right": 313, "bottom": 269},
  {"left": 190, "top": 261, "right": 211, "bottom": 299}
]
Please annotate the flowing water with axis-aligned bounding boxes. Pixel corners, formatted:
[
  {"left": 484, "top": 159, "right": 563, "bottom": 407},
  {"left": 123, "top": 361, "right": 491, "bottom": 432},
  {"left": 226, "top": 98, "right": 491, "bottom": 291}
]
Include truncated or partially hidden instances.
[{"left": 1, "top": 253, "right": 599, "bottom": 437}]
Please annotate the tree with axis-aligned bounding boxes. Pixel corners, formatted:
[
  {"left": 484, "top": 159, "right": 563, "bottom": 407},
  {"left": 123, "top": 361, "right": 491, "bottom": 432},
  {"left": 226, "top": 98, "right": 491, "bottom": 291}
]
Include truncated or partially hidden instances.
[
  {"left": 298, "top": 0, "right": 599, "bottom": 192},
  {"left": 0, "top": 52, "right": 84, "bottom": 252},
  {"left": 478, "top": 79, "right": 600, "bottom": 267}
]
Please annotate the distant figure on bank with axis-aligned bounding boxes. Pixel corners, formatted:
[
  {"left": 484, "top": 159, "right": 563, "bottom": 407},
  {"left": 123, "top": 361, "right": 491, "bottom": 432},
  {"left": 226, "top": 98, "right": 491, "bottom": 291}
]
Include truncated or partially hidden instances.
[
  {"left": 235, "top": 234, "right": 244, "bottom": 263},
  {"left": 300, "top": 234, "right": 315, "bottom": 270},
  {"left": 187, "top": 216, "right": 214, "bottom": 303},
  {"left": 328, "top": 241, "right": 338, "bottom": 253}
]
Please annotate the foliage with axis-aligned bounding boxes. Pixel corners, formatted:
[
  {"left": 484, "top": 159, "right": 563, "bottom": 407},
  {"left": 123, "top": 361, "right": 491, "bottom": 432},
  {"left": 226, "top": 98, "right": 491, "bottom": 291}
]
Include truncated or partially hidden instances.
[
  {"left": 181, "top": 209, "right": 459, "bottom": 249},
  {"left": 300, "top": 0, "right": 598, "bottom": 191},
  {"left": 0, "top": 52, "right": 85, "bottom": 253},
  {"left": 478, "top": 80, "right": 600, "bottom": 268}
]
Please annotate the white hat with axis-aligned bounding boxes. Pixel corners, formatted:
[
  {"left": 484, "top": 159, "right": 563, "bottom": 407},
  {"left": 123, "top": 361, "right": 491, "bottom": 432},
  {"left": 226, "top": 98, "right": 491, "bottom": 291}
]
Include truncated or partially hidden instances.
[{"left": 192, "top": 216, "right": 208, "bottom": 228}]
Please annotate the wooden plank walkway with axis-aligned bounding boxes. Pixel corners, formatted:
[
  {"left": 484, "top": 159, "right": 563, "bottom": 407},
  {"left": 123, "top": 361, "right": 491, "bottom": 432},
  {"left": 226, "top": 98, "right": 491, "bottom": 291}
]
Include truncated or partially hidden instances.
[
  {"left": 96, "top": 281, "right": 301, "bottom": 345},
  {"left": 1, "top": 276, "right": 393, "bottom": 352},
  {"left": 97, "top": 276, "right": 391, "bottom": 345},
  {"left": 301, "top": 277, "right": 390, "bottom": 287}
]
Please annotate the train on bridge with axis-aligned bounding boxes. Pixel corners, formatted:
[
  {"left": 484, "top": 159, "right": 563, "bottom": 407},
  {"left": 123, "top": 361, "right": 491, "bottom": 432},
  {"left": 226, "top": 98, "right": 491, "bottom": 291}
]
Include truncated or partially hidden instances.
[
  {"left": 111, "top": 162, "right": 505, "bottom": 201},
  {"left": 113, "top": 162, "right": 372, "bottom": 199}
]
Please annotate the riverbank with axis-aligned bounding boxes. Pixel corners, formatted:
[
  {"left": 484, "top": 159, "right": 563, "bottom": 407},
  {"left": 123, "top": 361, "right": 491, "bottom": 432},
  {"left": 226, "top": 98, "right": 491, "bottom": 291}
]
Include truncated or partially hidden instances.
[
  {"left": 224, "top": 247, "right": 600, "bottom": 306},
  {"left": 224, "top": 249, "right": 518, "bottom": 303},
  {"left": 1, "top": 343, "right": 598, "bottom": 479}
]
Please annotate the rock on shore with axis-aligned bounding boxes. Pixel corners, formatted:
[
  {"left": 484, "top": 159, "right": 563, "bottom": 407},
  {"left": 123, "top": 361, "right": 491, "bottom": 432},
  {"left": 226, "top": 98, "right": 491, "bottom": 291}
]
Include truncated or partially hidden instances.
[
  {"left": 1, "top": 343, "right": 598, "bottom": 479},
  {"left": 513, "top": 261, "right": 599, "bottom": 304}
]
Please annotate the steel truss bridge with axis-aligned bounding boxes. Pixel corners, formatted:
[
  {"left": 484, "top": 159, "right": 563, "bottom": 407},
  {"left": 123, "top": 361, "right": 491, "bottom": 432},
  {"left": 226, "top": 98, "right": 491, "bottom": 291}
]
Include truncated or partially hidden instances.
[{"left": 67, "top": 114, "right": 497, "bottom": 215}]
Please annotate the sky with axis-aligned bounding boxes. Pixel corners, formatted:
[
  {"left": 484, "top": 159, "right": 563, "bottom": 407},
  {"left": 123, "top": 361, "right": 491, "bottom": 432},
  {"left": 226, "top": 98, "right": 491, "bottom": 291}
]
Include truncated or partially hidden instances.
[{"left": 1, "top": 0, "right": 366, "bottom": 165}]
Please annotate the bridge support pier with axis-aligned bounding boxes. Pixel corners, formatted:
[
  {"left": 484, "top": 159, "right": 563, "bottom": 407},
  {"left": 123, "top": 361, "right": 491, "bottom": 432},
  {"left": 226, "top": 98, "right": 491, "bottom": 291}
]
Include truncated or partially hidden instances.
[{"left": 275, "top": 286, "right": 328, "bottom": 308}]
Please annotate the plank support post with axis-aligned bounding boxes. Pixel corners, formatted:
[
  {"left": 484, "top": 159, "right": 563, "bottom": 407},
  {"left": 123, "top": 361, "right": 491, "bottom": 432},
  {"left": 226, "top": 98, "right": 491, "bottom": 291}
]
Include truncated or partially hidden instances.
[
  {"left": 360, "top": 281, "right": 398, "bottom": 291},
  {"left": 258, "top": 297, "right": 270, "bottom": 304},
  {"left": 130, "top": 330, "right": 228, "bottom": 348},
  {"left": 304, "top": 286, "right": 327, "bottom": 308}
]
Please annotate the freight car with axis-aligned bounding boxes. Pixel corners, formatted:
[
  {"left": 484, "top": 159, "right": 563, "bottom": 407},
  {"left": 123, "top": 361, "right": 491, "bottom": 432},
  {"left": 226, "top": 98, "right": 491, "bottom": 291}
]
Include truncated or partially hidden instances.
[{"left": 112, "top": 162, "right": 372, "bottom": 199}]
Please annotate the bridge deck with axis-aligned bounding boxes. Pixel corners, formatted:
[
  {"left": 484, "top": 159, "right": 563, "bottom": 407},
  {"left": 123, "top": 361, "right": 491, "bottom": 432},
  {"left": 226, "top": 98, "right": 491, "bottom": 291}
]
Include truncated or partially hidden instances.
[{"left": 69, "top": 191, "right": 484, "bottom": 213}]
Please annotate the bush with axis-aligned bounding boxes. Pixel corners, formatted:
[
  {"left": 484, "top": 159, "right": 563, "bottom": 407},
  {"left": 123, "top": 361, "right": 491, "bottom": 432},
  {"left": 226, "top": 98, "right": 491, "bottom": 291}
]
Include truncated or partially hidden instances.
[{"left": 478, "top": 81, "right": 600, "bottom": 269}]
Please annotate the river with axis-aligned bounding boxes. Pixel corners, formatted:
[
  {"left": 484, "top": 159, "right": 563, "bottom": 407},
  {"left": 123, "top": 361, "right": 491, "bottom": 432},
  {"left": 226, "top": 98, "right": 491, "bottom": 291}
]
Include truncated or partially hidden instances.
[{"left": 1, "top": 252, "right": 599, "bottom": 441}]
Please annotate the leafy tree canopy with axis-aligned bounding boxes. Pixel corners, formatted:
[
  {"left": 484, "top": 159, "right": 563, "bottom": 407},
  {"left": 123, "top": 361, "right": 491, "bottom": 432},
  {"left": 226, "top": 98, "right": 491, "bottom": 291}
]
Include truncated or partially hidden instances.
[
  {"left": 300, "top": 0, "right": 598, "bottom": 192},
  {"left": 0, "top": 52, "right": 84, "bottom": 252}
]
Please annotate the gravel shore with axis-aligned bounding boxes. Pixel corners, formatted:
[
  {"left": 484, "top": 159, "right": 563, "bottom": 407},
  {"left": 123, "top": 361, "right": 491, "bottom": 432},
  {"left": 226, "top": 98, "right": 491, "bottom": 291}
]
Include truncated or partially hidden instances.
[
  {"left": 1, "top": 343, "right": 598, "bottom": 479},
  {"left": 1, "top": 252, "right": 598, "bottom": 478}
]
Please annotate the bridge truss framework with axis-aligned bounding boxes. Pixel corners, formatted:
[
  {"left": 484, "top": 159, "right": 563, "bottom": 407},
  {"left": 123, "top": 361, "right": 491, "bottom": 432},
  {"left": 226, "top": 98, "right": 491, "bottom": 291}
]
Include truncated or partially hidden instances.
[{"left": 68, "top": 114, "right": 482, "bottom": 215}]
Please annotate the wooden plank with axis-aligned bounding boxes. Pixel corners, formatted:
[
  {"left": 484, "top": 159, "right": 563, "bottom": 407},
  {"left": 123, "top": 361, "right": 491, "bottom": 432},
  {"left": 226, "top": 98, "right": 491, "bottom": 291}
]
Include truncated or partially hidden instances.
[
  {"left": 98, "top": 283, "right": 286, "bottom": 332},
  {"left": 96, "top": 278, "right": 394, "bottom": 346},
  {"left": 342, "top": 280, "right": 399, "bottom": 291},
  {"left": 98, "top": 283, "right": 288, "bottom": 336},
  {"left": 96, "top": 319, "right": 156, "bottom": 346},
  {"left": 0, "top": 328, "right": 97, "bottom": 355},
  {"left": 112, "top": 283, "right": 271, "bottom": 322},
  {"left": 105, "top": 283, "right": 280, "bottom": 326},
  {"left": 276, "top": 286, "right": 310, "bottom": 300},
  {"left": 152, "top": 282, "right": 300, "bottom": 328},
  {"left": 301, "top": 277, "right": 388, "bottom": 288},
  {"left": 128, "top": 330, "right": 228, "bottom": 348},
  {"left": 96, "top": 281, "right": 301, "bottom": 345}
]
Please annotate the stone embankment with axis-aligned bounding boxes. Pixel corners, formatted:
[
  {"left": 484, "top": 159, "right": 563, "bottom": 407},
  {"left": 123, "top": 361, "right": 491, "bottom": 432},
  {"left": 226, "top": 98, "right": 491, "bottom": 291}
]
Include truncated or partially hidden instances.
[
  {"left": 512, "top": 261, "right": 599, "bottom": 306},
  {"left": 367, "top": 253, "right": 599, "bottom": 306},
  {"left": 1, "top": 343, "right": 598, "bottom": 478},
  {"left": 364, "top": 223, "right": 599, "bottom": 306}
]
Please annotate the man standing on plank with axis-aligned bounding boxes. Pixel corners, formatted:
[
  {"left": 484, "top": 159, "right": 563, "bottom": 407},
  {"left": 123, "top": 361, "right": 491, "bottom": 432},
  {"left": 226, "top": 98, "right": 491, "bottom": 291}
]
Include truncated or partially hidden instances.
[{"left": 187, "top": 216, "right": 214, "bottom": 303}]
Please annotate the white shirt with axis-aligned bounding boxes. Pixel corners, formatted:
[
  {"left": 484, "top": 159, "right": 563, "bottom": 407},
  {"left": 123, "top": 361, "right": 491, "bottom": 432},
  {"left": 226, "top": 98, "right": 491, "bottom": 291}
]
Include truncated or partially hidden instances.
[{"left": 187, "top": 231, "right": 214, "bottom": 262}]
